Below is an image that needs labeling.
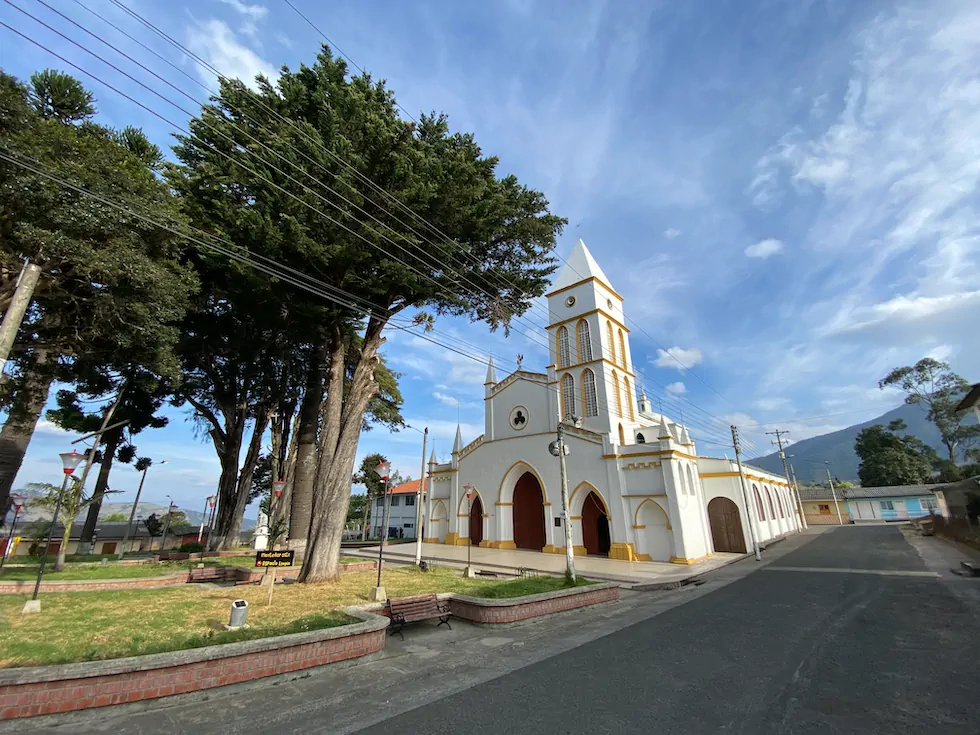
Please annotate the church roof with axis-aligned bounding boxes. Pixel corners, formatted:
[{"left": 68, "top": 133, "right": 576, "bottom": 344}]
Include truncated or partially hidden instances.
[{"left": 549, "top": 239, "right": 615, "bottom": 294}]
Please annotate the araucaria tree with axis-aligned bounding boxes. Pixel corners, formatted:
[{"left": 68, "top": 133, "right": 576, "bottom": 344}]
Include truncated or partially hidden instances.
[
  {"left": 880, "top": 358, "right": 979, "bottom": 463},
  {"left": 170, "top": 48, "right": 564, "bottom": 581},
  {"left": 0, "top": 70, "right": 196, "bottom": 516}
]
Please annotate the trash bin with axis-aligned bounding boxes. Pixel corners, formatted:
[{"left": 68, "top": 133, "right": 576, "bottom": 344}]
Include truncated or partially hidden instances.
[{"left": 229, "top": 599, "right": 248, "bottom": 628}]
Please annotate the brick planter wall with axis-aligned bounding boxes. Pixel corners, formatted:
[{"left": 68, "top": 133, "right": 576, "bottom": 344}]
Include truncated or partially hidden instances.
[
  {"left": 0, "top": 608, "right": 388, "bottom": 720},
  {"left": 448, "top": 582, "right": 620, "bottom": 624},
  {"left": 0, "top": 574, "right": 187, "bottom": 594}
]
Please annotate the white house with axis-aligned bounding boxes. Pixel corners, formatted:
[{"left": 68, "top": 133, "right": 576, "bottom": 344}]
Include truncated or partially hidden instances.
[
  {"left": 372, "top": 479, "right": 422, "bottom": 539},
  {"left": 420, "top": 240, "right": 799, "bottom": 563}
]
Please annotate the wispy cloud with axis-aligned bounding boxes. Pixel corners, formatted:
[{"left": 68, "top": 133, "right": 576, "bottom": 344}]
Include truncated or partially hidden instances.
[
  {"left": 654, "top": 346, "right": 703, "bottom": 371},
  {"left": 665, "top": 381, "right": 686, "bottom": 395},
  {"left": 664, "top": 228, "right": 681, "bottom": 240},
  {"left": 744, "top": 238, "right": 784, "bottom": 259},
  {"left": 186, "top": 19, "right": 278, "bottom": 89}
]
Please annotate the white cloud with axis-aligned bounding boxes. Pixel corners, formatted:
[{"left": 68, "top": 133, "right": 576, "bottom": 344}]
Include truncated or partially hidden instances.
[
  {"left": 186, "top": 19, "right": 278, "bottom": 90},
  {"left": 663, "top": 228, "right": 681, "bottom": 240},
  {"left": 433, "top": 391, "right": 460, "bottom": 407},
  {"left": 755, "top": 397, "right": 791, "bottom": 412},
  {"left": 665, "top": 381, "right": 686, "bottom": 396},
  {"left": 654, "top": 346, "right": 703, "bottom": 371},
  {"left": 218, "top": 0, "right": 268, "bottom": 20},
  {"left": 33, "top": 420, "right": 75, "bottom": 437},
  {"left": 744, "top": 238, "right": 784, "bottom": 259}
]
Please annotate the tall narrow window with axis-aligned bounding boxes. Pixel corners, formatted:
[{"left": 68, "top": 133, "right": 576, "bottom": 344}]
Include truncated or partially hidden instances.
[
  {"left": 561, "top": 373, "right": 576, "bottom": 419},
  {"left": 582, "top": 369, "right": 598, "bottom": 417},
  {"left": 577, "top": 320, "right": 592, "bottom": 362},
  {"left": 776, "top": 489, "right": 784, "bottom": 518},
  {"left": 557, "top": 326, "right": 570, "bottom": 368},
  {"left": 765, "top": 487, "right": 776, "bottom": 519},
  {"left": 753, "top": 485, "right": 766, "bottom": 520},
  {"left": 612, "top": 371, "right": 622, "bottom": 417},
  {"left": 607, "top": 321, "right": 616, "bottom": 364},
  {"left": 624, "top": 377, "right": 635, "bottom": 421},
  {"left": 618, "top": 329, "right": 627, "bottom": 368},
  {"left": 618, "top": 424, "right": 625, "bottom": 445}
]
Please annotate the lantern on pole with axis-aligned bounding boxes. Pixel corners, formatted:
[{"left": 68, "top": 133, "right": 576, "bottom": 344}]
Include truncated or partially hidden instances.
[
  {"left": 463, "top": 484, "right": 477, "bottom": 576},
  {"left": 370, "top": 460, "right": 393, "bottom": 600}
]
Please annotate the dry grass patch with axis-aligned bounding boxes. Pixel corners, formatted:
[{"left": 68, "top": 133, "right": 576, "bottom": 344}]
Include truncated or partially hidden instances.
[{"left": 0, "top": 566, "right": 591, "bottom": 667}]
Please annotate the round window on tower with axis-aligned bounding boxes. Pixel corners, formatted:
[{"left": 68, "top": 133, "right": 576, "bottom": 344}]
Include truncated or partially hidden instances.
[
  {"left": 606, "top": 298, "right": 614, "bottom": 310},
  {"left": 565, "top": 295, "right": 576, "bottom": 307}
]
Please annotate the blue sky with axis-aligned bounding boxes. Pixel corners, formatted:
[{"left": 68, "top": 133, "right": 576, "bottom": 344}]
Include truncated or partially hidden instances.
[{"left": 2, "top": 0, "right": 978, "bottom": 515}]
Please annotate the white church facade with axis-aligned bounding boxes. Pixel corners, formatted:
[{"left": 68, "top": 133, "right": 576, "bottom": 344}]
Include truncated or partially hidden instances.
[{"left": 421, "top": 241, "right": 801, "bottom": 564}]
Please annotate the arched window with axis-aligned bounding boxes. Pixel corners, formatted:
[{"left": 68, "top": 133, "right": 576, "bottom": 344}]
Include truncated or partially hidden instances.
[
  {"left": 577, "top": 320, "right": 592, "bottom": 362},
  {"left": 612, "top": 371, "right": 622, "bottom": 417},
  {"left": 618, "top": 329, "right": 627, "bottom": 368},
  {"left": 607, "top": 321, "right": 616, "bottom": 363},
  {"left": 776, "top": 488, "right": 785, "bottom": 517},
  {"left": 618, "top": 423, "right": 625, "bottom": 445},
  {"left": 753, "top": 484, "right": 766, "bottom": 520},
  {"left": 582, "top": 369, "right": 598, "bottom": 417},
  {"left": 686, "top": 464, "right": 696, "bottom": 497},
  {"left": 557, "top": 327, "right": 570, "bottom": 368},
  {"left": 636, "top": 433, "right": 646, "bottom": 444},
  {"left": 765, "top": 487, "right": 776, "bottom": 519},
  {"left": 561, "top": 373, "right": 576, "bottom": 419},
  {"left": 624, "top": 377, "right": 635, "bottom": 421}
]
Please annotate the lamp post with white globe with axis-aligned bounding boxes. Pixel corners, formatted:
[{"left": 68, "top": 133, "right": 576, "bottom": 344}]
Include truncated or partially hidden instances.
[
  {"left": 370, "top": 460, "right": 392, "bottom": 602},
  {"left": 24, "top": 450, "right": 85, "bottom": 613}
]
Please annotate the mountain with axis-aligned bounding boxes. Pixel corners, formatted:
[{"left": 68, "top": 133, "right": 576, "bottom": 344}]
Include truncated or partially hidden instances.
[
  {"left": 7, "top": 499, "right": 254, "bottom": 530},
  {"left": 747, "top": 402, "right": 974, "bottom": 483}
]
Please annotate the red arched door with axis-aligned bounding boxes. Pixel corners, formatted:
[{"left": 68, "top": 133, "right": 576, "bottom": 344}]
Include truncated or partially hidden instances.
[
  {"left": 707, "top": 497, "right": 746, "bottom": 553},
  {"left": 469, "top": 495, "right": 484, "bottom": 546},
  {"left": 513, "top": 471, "right": 546, "bottom": 550},
  {"left": 582, "top": 491, "right": 611, "bottom": 556}
]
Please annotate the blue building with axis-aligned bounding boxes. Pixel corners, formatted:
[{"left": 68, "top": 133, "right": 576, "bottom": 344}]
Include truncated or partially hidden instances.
[{"left": 845, "top": 484, "right": 942, "bottom": 523}]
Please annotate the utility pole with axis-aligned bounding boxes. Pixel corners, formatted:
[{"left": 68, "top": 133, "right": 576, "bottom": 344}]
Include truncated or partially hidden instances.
[
  {"left": 788, "top": 463, "right": 806, "bottom": 528},
  {"left": 556, "top": 418, "right": 576, "bottom": 583},
  {"left": 414, "top": 427, "right": 427, "bottom": 566},
  {"left": 0, "top": 258, "right": 42, "bottom": 375},
  {"left": 731, "top": 425, "right": 761, "bottom": 561},
  {"left": 767, "top": 429, "right": 806, "bottom": 532},
  {"left": 826, "top": 465, "right": 844, "bottom": 525}
]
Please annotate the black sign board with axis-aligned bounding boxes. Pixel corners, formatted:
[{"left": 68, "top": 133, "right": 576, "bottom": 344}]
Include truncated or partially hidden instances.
[{"left": 255, "top": 550, "right": 294, "bottom": 568}]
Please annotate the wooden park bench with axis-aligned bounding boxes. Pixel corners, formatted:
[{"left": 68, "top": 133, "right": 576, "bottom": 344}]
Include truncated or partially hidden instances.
[
  {"left": 387, "top": 593, "right": 451, "bottom": 639},
  {"left": 187, "top": 566, "right": 236, "bottom": 583}
]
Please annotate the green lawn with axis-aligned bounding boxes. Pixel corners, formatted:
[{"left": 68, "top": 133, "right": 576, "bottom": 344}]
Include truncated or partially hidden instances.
[{"left": 0, "top": 566, "right": 592, "bottom": 667}]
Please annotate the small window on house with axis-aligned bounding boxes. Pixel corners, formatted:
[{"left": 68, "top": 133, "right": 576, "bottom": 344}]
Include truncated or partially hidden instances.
[
  {"left": 922, "top": 497, "right": 938, "bottom": 512},
  {"left": 818, "top": 504, "right": 830, "bottom": 514},
  {"left": 880, "top": 500, "right": 894, "bottom": 511},
  {"left": 403, "top": 523, "right": 414, "bottom": 529},
  {"left": 405, "top": 495, "right": 415, "bottom": 506},
  {"left": 376, "top": 498, "right": 384, "bottom": 508},
  {"left": 390, "top": 496, "right": 400, "bottom": 507},
  {"left": 636, "top": 433, "right": 646, "bottom": 444}
]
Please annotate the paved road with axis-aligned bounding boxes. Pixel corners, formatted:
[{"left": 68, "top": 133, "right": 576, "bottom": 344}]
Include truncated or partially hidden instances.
[
  {"left": 359, "top": 526, "right": 979, "bottom": 735},
  {"left": 10, "top": 526, "right": 979, "bottom": 734}
]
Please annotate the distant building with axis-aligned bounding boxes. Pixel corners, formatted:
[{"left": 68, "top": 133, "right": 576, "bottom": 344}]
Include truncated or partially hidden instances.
[
  {"left": 0, "top": 520, "right": 211, "bottom": 558},
  {"left": 932, "top": 476, "right": 980, "bottom": 520},
  {"left": 845, "top": 485, "right": 941, "bottom": 522},
  {"left": 797, "top": 486, "right": 850, "bottom": 525},
  {"left": 372, "top": 479, "right": 423, "bottom": 539}
]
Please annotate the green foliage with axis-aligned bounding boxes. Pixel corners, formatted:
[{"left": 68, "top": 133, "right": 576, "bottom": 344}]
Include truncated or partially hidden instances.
[
  {"left": 168, "top": 510, "right": 190, "bottom": 528},
  {"left": 854, "top": 424, "right": 936, "bottom": 486},
  {"left": 100, "top": 512, "right": 128, "bottom": 522},
  {"left": 179, "top": 542, "right": 204, "bottom": 553},
  {"left": 143, "top": 513, "right": 163, "bottom": 537},
  {"left": 28, "top": 69, "right": 95, "bottom": 123},
  {"left": 880, "top": 359, "right": 980, "bottom": 462}
]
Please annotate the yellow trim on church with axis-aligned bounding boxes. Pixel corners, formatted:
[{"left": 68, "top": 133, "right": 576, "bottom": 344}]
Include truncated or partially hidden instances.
[
  {"left": 545, "top": 275, "right": 624, "bottom": 302},
  {"left": 546, "top": 307, "right": 630, "bottom": 335}
]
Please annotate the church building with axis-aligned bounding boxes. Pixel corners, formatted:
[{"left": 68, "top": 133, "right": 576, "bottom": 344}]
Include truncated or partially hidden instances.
[{"left": 422, "top": 240, "right": 801, "bottom": 563}]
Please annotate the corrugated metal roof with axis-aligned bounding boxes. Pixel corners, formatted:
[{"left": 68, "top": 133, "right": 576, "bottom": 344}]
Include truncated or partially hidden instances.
[
  {"left": 845, "top": 484, "right": 944, "bottom": 499},
  {"left": 797, "top": 486, "right": 838, "bottom": 501}
]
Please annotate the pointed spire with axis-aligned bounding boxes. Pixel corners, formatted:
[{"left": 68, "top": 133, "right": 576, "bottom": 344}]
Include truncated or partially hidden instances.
[
  {"left": 428, "top": 447, "right": 437, "bottom": 465},
  {"left": 679, "top": 425, "right": 691, "bottom": 445},
  {"left": 453, "top": 424, "right": 463, "bottom": 453},
  {"left": 659, "top": 415, "right": 671, "bottom": 440},
  {"left": 549, "top": 239, "right": 615, "bottom": 293},
  {"left": 484, "top": 356, "right": 497, "bottom": 385}
]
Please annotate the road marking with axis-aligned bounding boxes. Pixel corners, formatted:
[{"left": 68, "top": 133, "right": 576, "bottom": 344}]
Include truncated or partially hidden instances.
[{"left": 764, "top": 565, "right": 939, "bottom": 578}]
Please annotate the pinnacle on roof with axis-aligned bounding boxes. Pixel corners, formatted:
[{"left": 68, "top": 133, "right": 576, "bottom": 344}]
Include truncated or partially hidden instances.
[
  {"left": 428, "top": 448, "right": 437, "bottom": 465},
  {"left": 453, "top": 425, "right": 463, "bottom": 453},
  {"left": 659, "top": 415, "right": 671, "bottom": 439},
  {"left": 679, "top": 425, "right": 692, "bottom": 445},
  {"left": 549, "top": 239, "right": 615, "bottom": 293},
  {"left": 485, "top": 356, "right": 497, "bottom": 385}
]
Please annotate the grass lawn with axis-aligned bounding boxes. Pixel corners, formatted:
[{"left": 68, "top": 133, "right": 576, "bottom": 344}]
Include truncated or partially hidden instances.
[
  {"left": 0, "top": 566, "right": 592, "bottom": 667},
  {"left": 0, "top": 555, "right": 365, "bottom": 582}
]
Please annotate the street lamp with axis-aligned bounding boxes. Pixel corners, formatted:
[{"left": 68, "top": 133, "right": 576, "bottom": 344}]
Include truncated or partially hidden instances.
[
  {"left": 1, "top": 493, "right": 26, "bottom": 569},
  {"left": 463, "top": 484, "right": 477, "bottom": 578},
  {"left": 119, "top": 459, "right": 167, "bottom": 559},
  {"left": 370, "top": 460, "right": 391, "bottom": 602},
  {"left": 159, "top": 495, "right": 176, "bottom": 551},
  {"left": 203, "top": 494, "right": 218, "bottom": 551},
  {"left": 25, "top": 450, "right": 85, "bottom": 613},
  {"left": 550, "top": 410, "right": 583, "bottom": 584}
]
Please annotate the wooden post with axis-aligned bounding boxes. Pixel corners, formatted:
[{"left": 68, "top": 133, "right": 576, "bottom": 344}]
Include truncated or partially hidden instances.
[{"left": 267, "top": 567, "right": 276, "bottom": 606}]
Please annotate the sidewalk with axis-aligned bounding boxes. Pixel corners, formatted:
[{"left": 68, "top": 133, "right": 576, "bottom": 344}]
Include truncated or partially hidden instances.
[{"left": 350, "top": 541, "right": 744, "bottom": 585}]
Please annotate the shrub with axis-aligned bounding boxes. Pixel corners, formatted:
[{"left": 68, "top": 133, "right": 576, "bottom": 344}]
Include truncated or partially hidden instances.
[{"left": 179, "top": 542, "right": 205, "bottom": 553}]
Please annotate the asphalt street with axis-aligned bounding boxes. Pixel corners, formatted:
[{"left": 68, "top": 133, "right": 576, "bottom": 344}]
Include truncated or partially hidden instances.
[{"left": 359, "top": 525, "right": 979, "bottom": 735}]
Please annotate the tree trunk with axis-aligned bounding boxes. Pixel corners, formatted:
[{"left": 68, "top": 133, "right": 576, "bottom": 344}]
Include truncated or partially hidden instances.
[
  {"left": 300, "top": 321, "right": 385, "bottom": 583},
  {"left": 0, "top": 348, "right": 54, "bottom": 517},
  {"left": 80, "top": 432, "right": 121, "bottom": 543},
  {"left": 272, "top": 408, "right": 300, "bottom": 533},
  {"left": 210, "top": 414, "right": 246, "bottom": 550},
  {"left": 361, "top": 488, "right": 372, "bottom": 540},
  {"left": 54, "top": 522, "right": 72, "bottom": 572},
  {"left": 288, "top": 339, "right": 328, "bottom": 547},
  {"left": 222, "top": 411, "right": 271, "bottom": 549}
]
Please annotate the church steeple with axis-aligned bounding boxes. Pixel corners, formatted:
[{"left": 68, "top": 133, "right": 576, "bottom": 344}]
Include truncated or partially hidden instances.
[
  {"left": 550, "top": 239, "right": 615, "bottom": 294},
  {"left": 484, "top": 356, "right": 496, "bottom": 386},
  {"left": 453, "top": 425, "right": 463, "bottom": 454}
]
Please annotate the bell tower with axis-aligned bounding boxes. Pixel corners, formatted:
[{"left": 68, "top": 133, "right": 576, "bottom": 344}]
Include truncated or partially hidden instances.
[{"left": 546, "top": 239, "right": 638, "bottom": 442}]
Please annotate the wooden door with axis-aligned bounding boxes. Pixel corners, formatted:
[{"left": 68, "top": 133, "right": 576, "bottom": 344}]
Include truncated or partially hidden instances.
[
  {"left": 101, "top": 542, "right": 117, "bottom": 555},
  {"left": 707, "top": 497, "right": 746, "bottom": 553},
  {"left": 468, "top": 496, "right": 484, "bottom": 546},
  {"left": 513, "top": 472, "right": 546, "bottom": 550},
  {"left": 582, "top": 491, "right": 610, "bottom": 556}
]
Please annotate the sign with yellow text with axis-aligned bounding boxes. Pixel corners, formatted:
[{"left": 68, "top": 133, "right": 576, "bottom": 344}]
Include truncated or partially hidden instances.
[{"left": 255, "top": 550, "right": 294, "bottom": 567}]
